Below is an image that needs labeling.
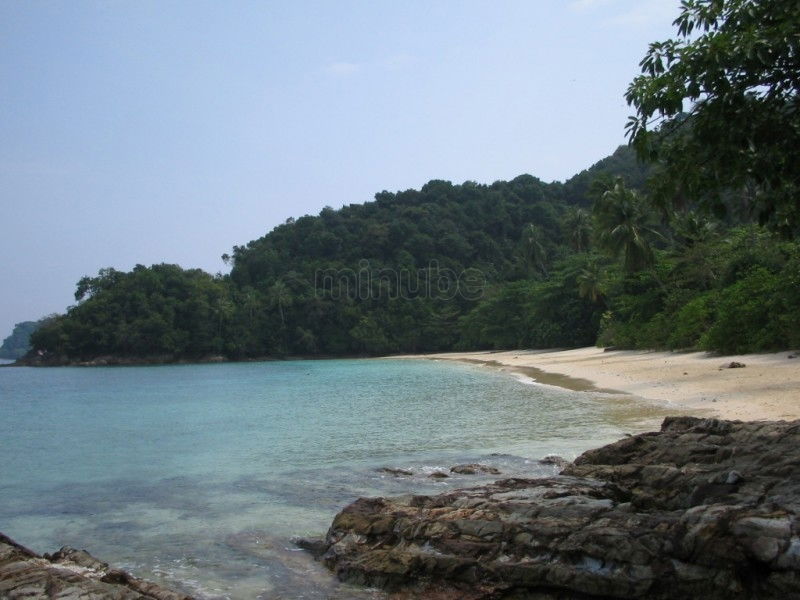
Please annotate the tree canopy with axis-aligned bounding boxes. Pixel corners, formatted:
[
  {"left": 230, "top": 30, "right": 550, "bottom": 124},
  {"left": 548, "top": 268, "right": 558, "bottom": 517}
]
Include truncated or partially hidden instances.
[{"left": 625, "top": 0, "right": 800, "bottom": 233}]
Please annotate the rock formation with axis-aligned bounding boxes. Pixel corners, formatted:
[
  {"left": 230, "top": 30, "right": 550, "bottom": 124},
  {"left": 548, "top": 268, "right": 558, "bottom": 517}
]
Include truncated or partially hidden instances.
[
  {"left": 308, "top": 417, "right": 800, "bottom": 598},
  {"left": 0, "top": 534, "right": 192, "bottom": 600},
  {"left": 450, "top": 464, "right": 502, "bottom": 475}
]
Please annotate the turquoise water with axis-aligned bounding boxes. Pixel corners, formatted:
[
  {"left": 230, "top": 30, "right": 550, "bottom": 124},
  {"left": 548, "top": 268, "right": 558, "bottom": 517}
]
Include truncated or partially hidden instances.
[{"left": 0, "top": 359, "right": 664, "bottom": 598}]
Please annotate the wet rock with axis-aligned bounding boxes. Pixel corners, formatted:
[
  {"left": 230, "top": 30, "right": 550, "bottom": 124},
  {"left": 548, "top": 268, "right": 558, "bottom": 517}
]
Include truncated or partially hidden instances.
[
  {"left": 726, "top": 470, "right": 743, "bottom": 485},
  {"left": 428, "top": 471, "right": 450, "bottom": 479},
  {"left": 311, "top": 417, "right": 800, "bottom": 599},
  {"left": 538, "top": 455, "right": 570, "bottom": 469},
  {"left": 0, "top": 533, "right": 191, "bottom": 599},
  {"left": 295, "top": 537, "right": 329, "bottom": 559},
  {"left": 450, "top": 464, "right": 501, "bottom": 475},
  {"left": 377, "top": 467, "right": 413, "bottom": 477}
]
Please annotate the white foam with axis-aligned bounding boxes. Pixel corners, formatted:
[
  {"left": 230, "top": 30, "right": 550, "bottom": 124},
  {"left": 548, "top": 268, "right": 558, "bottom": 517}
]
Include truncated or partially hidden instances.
[{"left": 512, "top": 372, "right": 538, "bottom": 385}]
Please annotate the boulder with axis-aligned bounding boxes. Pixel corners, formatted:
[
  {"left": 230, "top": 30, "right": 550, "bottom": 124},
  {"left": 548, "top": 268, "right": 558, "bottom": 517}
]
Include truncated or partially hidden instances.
[
  {"left": 0, "top": 534, "right": 191, "bottom": 599},
  {"left": 309, "top": 417, "right": 800, "bottom": 599}
]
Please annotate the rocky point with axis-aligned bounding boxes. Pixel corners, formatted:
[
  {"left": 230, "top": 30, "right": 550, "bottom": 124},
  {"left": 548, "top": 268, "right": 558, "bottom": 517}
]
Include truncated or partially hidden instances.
[{"left": 303, "top": 417, "right": 800, "bottom": 599}]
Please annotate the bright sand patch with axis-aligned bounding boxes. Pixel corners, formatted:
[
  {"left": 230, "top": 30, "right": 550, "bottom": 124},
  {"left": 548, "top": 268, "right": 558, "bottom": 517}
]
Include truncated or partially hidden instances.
[{"left": 397, "top": 348, "right": 800, "bottom": 421}]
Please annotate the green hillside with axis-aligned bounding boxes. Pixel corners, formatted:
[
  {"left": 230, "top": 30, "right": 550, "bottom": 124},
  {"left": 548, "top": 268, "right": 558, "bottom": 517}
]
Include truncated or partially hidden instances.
[{"left": 30, "top": 146, "right": 652, "bottom": 361}]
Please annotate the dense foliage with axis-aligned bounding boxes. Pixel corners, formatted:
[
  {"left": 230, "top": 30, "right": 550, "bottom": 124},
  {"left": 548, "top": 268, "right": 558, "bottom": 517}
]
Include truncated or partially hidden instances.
[
  {"left": 31, "top": 265, "right": 233, "bottom": 359},
  {"left": 28, "top": 146, "right": 799, "bottom": 361},
  {"left": 30, "top": 147, "right": 655, "bottom": 361},
  {"left": 625, "top": 0, "right": 800, "bottom": 233}
]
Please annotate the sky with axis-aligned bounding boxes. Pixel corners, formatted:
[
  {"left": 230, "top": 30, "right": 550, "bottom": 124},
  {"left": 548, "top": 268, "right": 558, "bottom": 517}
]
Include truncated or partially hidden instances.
[{"left": 0, "top": 0, "right": 680, "bottom": 338}]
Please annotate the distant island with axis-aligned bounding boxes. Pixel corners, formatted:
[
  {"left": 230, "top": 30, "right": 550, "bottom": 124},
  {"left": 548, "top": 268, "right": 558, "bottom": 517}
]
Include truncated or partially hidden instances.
[{"left": 0, "top": 320, "right": 46, "bottom": 360}]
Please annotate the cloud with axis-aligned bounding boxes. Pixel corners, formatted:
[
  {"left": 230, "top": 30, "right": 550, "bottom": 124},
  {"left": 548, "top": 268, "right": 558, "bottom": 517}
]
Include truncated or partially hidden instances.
[{"left": 325, "top": 61, "right": 360, "bottom": 76}]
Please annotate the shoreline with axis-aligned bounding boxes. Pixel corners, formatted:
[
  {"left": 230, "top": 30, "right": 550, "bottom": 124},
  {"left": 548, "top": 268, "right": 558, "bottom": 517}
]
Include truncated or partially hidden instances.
[
  {"left": 393, "top": 347, "right": 800, "bottom": 421},
  {"left": 4, "top": 352, "right": 374, "bottom": 368}
]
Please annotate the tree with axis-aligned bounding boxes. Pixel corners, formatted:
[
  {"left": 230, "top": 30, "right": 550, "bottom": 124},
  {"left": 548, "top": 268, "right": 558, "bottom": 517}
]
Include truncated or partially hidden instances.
[
  {"left": 562, "top": 208, "right": 592, "bottom": 252},
  {"left": 594, "top": 180, "right": 661, "bottom": 273},
  {"left": 268, "top": 280, "right": 292, "bottom": 327},
  {"left": 520, "top": 223, "right": 549, "bottom": 277},
  {"left": 625, "top": 0, "right": 800, "bottom": 234},
  {"left": 577, "top": 260, "right": 605, "bottom": 304}
]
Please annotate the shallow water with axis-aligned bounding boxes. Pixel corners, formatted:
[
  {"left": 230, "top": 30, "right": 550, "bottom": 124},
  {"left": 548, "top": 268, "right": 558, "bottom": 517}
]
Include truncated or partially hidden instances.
[{"left": 0, "top": 358, "right": 668, "bottom": 598}]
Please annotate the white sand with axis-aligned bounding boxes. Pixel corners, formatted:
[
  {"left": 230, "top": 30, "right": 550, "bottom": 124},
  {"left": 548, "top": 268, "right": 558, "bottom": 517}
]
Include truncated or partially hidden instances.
[{"left": 398, "top": 347, "right": 800, "bottom": 421}]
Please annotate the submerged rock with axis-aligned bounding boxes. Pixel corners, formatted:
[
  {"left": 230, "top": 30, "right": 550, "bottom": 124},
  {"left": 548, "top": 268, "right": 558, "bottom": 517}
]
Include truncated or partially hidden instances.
[
  {"left": 309, "top": 417, "right": 800, "bottom": 599},
  {"left": 0, "top": 533, "right": 192, "bottom": 599},
  {"left": 377, "top": 467, "right": 414, "bottom": 477},
  {"left": 450, "top": 464, "right": 501, "bottom": 475},
  {"left": 537, "top": 455, "right": 570, "bottom": 469}
]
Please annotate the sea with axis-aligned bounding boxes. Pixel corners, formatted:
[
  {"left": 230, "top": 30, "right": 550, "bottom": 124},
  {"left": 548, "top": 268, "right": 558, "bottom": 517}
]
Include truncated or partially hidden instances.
[{"left": 0, "top": 358, "right": 669, "bottom": 598}]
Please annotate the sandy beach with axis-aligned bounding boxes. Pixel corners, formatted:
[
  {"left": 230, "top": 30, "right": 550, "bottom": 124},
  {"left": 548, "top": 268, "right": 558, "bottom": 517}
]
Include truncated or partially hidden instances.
[{"left": 398, "top": 347, "right": 800, "bottom": 421}]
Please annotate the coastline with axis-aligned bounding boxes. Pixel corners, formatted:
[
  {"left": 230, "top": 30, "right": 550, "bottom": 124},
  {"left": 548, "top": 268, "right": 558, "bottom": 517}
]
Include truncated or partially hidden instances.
[{"left": 393, "top": 347, "right": 800, "bottom": 421}]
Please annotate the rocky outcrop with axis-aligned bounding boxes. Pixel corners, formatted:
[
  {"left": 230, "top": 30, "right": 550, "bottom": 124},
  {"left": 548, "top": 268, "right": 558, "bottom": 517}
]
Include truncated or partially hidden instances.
[
  {"left": 0, "top": 534, "right": 192, "bottom": 600},
  {"left": 309, "top": 417, "right": 800, "bottom": 598}
]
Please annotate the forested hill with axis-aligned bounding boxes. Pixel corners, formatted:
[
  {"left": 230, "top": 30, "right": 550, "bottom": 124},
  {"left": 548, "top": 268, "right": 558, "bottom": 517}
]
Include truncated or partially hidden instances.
[
  {"left": 25, "top": 134, "right": 800, "bottom": 364},
  {"left": 230, "top": 144, "right": 646, "bottom": 287},
  {"left": 27, "top": 146, "right": 645, "bottom": 362}
]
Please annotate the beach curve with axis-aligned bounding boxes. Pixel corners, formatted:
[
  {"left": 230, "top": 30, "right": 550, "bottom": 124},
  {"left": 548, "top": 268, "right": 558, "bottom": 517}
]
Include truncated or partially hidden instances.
[{"left": 394, "top": 347, "right": 800, "bottom": 421}]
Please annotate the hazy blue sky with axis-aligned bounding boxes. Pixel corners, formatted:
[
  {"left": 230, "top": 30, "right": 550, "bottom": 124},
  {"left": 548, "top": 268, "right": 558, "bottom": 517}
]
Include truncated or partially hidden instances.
[{"left": 0, "top": 0, "right": 678, "bottom": 338}]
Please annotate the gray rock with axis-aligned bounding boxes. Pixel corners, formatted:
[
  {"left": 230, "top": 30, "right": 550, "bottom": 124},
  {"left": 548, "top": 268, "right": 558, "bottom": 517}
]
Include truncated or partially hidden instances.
[
  {"left": 376, "top": 467, "right": 413, "bottom": 477},
  {"left": 450, "top": 464, "right": 501, "bottom": 475},
  {"left": 0, "top": 534, "right": 191, "bottom": 599},
  {"left": 538, "top": 455, "right": 570, "bottom": 469},
  {"left": 309, "top": 417, "right": 800, "bottom": 599}
]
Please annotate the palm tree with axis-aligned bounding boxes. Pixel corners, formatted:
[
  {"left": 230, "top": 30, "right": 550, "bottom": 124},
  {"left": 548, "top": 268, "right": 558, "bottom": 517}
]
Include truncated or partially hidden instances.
[
  {"left": 562, "top": 208, "right": 592, "bottom": 252},
  {"left": 268, "top": 280, "right": 292, "bottom": 327},
  {"left": 672, "top": 212, "right": 717, "bottom": 249},
  {"left": 594, "top": 180, "right": 662, "bottom": 273},
  {"left": 240, "top": 288, "right": 259, "bottom": 322},
  {"left": 520, "top": 223, "right": 548, "bottom": 278},
  {"left": 577, "top": 261, "right": 605, "bottom": 303},
  {"left": 212, "top": 297, "right": 235, "bottom": 352}
]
